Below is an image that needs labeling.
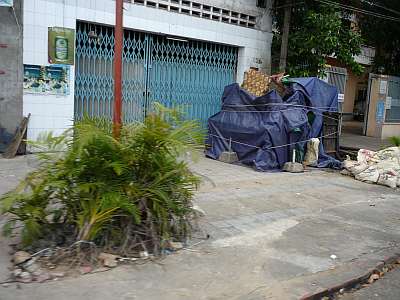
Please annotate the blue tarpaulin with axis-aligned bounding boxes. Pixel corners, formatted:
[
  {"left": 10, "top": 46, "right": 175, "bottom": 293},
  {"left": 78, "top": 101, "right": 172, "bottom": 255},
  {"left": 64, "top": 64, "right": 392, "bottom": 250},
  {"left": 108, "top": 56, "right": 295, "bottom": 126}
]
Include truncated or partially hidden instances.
[{"left": 206, "top": 77, "right": 342, "bottom": 171}]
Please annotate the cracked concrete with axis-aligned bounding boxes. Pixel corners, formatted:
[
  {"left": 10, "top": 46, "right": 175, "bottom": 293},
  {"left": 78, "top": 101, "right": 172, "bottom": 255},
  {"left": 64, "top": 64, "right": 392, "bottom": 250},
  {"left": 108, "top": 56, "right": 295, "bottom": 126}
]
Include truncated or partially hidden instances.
[
  {"left": 0, "top": 156, "right": 399, "bottom": 299},
  {"left": 341, "top": 267, "right": 400, "bottom": 300}
]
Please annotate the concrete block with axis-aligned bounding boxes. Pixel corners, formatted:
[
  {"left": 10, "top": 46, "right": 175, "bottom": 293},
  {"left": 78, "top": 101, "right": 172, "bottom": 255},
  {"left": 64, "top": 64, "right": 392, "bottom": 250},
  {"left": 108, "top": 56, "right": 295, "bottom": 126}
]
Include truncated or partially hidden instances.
[
  {"left": 283, "top": 162, "right": 304, "bottom": 173},
  {"left": 218, "top": 151, "right": 239, "bottom": 164}
]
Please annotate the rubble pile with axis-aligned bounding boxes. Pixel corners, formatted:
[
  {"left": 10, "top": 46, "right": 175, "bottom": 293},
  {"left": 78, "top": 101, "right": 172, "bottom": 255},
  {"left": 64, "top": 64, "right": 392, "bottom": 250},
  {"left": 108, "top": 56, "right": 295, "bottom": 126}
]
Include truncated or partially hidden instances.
[
  {"left": 343, "top": 147, "right": 400, "bottom": 188},
  {"left": 11, "top": 251, "right": 64, "bottom": 283}
]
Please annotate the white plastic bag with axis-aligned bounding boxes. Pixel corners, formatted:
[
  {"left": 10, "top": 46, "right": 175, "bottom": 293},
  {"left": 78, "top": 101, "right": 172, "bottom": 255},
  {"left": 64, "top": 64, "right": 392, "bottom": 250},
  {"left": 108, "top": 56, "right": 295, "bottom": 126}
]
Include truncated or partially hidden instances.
[
  {"left": 355, "top": 166, "right": 380, "bottom": 183},
  {"left": 377, "top": 173, "right": 398, "bottom": 189},
  {"left": 346, "top": 161, "right": 369, "bottom": 175},
  {"left": 304, "top": 138, "right": 320, "bottom": 166}
]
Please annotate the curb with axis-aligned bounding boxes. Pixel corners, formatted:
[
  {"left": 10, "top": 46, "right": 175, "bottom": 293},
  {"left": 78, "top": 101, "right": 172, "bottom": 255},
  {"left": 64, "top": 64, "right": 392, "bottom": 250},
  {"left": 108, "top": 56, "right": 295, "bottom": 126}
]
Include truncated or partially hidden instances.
[{"left": 300, "top": 253, "right": 400, "bottom": 300}]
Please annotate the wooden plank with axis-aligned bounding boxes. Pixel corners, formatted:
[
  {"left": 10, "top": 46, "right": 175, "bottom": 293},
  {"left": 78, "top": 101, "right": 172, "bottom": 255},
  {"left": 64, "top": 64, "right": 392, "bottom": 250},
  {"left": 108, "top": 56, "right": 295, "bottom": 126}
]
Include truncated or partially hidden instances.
[{"left": 2, "top": 114, "right": 31, "bottom": 159}]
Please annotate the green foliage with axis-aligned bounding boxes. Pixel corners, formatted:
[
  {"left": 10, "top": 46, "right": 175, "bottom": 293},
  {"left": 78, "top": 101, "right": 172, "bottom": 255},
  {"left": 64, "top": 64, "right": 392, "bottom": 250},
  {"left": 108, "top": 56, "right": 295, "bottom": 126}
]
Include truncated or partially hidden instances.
[
  {"left": 272, "top": 2, "right": 363, "bottom": 77},
  {"left": 357, "top": 1, "right": 400, "bottom": 75},
  {"left": 389, "top": 136, "right": 400, "bottom": 147},
  {"left": 1, "top": 104, "right": 203, "bottom": 253}
]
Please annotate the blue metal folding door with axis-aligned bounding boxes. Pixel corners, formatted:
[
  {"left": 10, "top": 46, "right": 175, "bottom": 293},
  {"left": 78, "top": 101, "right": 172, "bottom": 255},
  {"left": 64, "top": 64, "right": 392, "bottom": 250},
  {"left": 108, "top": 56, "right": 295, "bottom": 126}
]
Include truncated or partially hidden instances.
[{"left": 75, "top": 22, "right": 238, "bottom": 126}]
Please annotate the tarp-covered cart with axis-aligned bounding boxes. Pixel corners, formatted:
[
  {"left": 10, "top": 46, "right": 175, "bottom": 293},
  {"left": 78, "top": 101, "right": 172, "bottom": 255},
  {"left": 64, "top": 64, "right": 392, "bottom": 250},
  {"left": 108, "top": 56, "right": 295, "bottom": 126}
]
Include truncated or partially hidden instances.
[{"left": 206, "top": 77, "right": 342, "bottom": 171}]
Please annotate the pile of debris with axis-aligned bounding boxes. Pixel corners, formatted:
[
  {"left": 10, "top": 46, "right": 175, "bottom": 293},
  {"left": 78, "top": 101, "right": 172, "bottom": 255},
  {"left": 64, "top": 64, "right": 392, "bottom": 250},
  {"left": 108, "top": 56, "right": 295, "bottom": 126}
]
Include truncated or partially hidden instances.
[
  {"left": 343, "top": 147, "right": 400, "bottom": 188},
  {"left": 10, "top": 251, "right": 65, "bottom": 284},
  {"left": 7, "top": 240, "right": 188, "bottom": 284}
]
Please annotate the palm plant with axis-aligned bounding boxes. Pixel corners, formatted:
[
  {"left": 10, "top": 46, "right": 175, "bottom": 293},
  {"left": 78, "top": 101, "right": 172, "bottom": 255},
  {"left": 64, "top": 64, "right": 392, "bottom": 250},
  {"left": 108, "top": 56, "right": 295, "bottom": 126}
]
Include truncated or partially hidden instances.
[{"left": 1, "top": 104, "right": 204, "bottom": 254}]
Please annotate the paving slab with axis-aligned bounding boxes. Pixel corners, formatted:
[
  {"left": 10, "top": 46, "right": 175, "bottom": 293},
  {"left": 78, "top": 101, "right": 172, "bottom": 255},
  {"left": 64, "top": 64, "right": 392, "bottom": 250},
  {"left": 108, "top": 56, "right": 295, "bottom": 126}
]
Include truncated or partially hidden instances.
[{"left": 0, "top": 156, "right": 399, "bottom": 300}]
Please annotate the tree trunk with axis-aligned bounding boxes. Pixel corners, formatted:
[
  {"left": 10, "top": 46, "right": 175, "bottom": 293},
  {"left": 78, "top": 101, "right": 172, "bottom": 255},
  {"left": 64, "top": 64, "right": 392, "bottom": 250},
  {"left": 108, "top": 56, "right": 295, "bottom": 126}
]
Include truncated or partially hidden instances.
[{"left": 279, "top": 0, "right": 292, "bottom": 72}]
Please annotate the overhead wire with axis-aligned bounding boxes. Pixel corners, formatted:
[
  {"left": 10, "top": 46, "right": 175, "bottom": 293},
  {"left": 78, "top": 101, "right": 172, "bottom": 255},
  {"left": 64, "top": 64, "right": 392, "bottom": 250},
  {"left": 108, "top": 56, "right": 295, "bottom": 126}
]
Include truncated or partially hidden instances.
[
  {"left": 314, "top": 0, "right": 400, "bottom": 22},
  {"left": 219, "top": 107, "right": 341, "bottom": 122},
  {"left": 209, "top": 104, "right": 341, "bottom": 150},
  {"left": 222, "top": 103, "right": 335, "bottom": 110},
  {"left": 360, "top": 0, "right": 400, "bottom": 17},
  {"left": 274, "top": 1, "right": 306, "bottom": 10},
  {"left": 208, "top": 131, "right": 339, "bottom": 150}
]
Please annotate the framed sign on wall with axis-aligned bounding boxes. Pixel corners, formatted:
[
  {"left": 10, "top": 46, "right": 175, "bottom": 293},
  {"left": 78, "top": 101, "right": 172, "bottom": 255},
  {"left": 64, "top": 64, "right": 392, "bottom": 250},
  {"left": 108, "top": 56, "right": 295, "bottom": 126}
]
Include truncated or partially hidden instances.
[
  {"left": 48, "top": 27, "right": 75, "bottom": 65},
  {"left": 23, "top": 64, "right": 70, "bottom": 96}
]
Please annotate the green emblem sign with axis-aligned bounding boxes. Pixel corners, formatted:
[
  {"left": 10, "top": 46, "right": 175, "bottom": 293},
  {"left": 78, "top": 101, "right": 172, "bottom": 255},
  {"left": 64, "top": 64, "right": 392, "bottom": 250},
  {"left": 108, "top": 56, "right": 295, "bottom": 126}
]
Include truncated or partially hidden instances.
[{"left": 48, "top": 27, "right": 75, "bottom": 65}]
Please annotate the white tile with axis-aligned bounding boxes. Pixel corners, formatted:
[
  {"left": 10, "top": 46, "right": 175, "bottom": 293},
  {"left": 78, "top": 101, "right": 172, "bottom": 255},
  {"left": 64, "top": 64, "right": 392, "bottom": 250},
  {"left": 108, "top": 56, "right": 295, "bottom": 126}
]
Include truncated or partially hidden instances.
[
  {"left": 79, "top": 0, "right": 90, "bottom": 9},
  {"left": 65, "top": 5, "right": 76, "bottom": 19},
  {"left": 26, "top": 114, "right": 43, "bottom": 129},
  {"left": 26, "top": 127, "right": 38, "bottom": 142},
  {"left": 24, "top": 11, "right": 35, "bottom": 26},
  {"left": 42, "top": 117, "right": 54, "bottom": 130},
  {"left": 52, "top": 128, "right": 65, "bottom": 136},
  {"left": 34, "top": 12, "right": 47, "bottom": 27},
  {"left": 64, "top": 18, "right": 76, "bottom": 28},
  {"left": 54, "top": 116, "right": 73, "bottom": 128},
  {"left": 23, "top": 51, "right": 35, "bottom": 64},
  {"left": 34, "top": 52, "right": 46, "bottom": 65},
  {"left": 104, "top": 1, "right": 114, "bottom": 13},
  {"left": 33, "top": 25, "right": 47, "bottom": 40},
  {"left": 95, "top": 10, "right": 105, "bottom": 23},
  {"left": 34, "top": 38, "right": 46, "bottom": 55},
  {"left": 23, "top": 37, "right": 36, "bottom": 52},
  {"left": 22, "top": 102, "right": 34, "bottom": 117},
  {"left": 35, "top": 0, "right": 47, "bottom": 13},
  {"left": 86, "top": 8, "right": 96, "bottom": 21},
  {"left": 52, "top": 117, "right": 63, "bottom": 128},
  {"left": 45, "top": 1, "right": 57, "bottom": 15},
  {"left": 46, "top": 14, "right": 56, "bottom": 26},
  {"left": 65, "top": 0, "right": 77, "bottom": 6},
  {"left": 95, "top": 0, "right": 105, "bottom": 11},
  {"left": 104, "top": 12, "right": 114, "bottom": 25},
  {"left": 65, "top": 118, "right": 74, "bottom": 128},
  {"left": 54, "top": 6, "right": 64, "bottom": 21},
  {"left": 51, "top": 104, "right": 70, "bottom": 117},
  {"left": 53, "top": 15, "right": 64, "bottom": 27},
  {"left": 24, "top": 0, "right": 35, "bottom": 12},
  {"left": 23, "top": 24, "right": 36, "bottom": 39},
  {"left": 76, "top": 7, "right": 88, "bottom": 20}
]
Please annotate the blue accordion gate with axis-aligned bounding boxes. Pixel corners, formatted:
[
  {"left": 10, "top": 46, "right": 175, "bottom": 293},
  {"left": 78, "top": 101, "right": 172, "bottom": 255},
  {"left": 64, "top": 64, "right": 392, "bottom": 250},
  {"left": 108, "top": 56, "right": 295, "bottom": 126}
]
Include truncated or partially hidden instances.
[{"left": 75, "top": 22, "right": 238, "bottom": 125}]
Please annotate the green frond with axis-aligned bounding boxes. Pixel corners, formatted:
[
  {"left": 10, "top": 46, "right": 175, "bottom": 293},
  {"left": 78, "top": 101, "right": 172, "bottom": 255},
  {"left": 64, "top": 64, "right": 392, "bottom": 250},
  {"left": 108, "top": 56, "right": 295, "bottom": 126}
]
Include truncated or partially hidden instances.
[
  {"left": 2, "top": 103, "right": 202, "bottom": 250},
  {"left": 389, "top": 136, "right": 400, "bottom": 147}
]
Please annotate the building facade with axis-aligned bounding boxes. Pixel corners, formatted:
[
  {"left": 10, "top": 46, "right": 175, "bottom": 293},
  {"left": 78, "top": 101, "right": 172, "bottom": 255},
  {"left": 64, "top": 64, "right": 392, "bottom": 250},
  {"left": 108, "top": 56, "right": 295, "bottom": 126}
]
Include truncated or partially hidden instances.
[{"left": 2, "top": 0, "right": 273, "bottom": 143}]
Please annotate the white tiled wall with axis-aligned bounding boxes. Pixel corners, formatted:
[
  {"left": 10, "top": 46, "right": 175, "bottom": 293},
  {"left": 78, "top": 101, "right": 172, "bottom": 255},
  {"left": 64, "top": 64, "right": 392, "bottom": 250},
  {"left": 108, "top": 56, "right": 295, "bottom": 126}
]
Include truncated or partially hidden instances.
[
  {"left": 23, "top": 0, "right": 76, "bottom": 141},
  {"left": 23, "top": 0, "right": 272, "bottom": 141}
]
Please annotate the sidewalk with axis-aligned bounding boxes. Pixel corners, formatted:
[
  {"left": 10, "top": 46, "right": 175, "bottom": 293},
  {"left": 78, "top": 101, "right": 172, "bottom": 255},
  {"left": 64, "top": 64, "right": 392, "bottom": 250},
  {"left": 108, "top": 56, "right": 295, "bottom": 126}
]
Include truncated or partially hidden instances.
[
  {"left": 340, "top": 121, "right": 390, "bottom": 151},
  {"left": 340, "top": 132, "right": 389, "bottom": 151},
  {"left": 0, "top": 156, "right": 399, "bottom": 300}
]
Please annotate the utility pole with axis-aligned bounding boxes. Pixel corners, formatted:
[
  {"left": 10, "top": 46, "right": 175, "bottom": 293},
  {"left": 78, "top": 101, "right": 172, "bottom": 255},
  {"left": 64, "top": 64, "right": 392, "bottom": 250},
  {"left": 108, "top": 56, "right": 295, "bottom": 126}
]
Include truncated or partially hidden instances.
[
  {"left": 113, "top": 0, "right": 123, "bottom": 139},
  {"left": 279, "top": 0, "right": 292, "bottom": 72}
]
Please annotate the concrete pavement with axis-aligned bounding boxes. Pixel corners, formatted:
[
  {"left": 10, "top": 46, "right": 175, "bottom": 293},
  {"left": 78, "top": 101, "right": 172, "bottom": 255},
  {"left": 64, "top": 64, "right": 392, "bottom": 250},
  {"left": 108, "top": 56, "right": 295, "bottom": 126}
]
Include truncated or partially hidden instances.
[
  {"left": 340, "top": 132, "right": 390, "bottom": 151},
  {"left": 0, "top": 155, "right": 399, "bottom": 299}
]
